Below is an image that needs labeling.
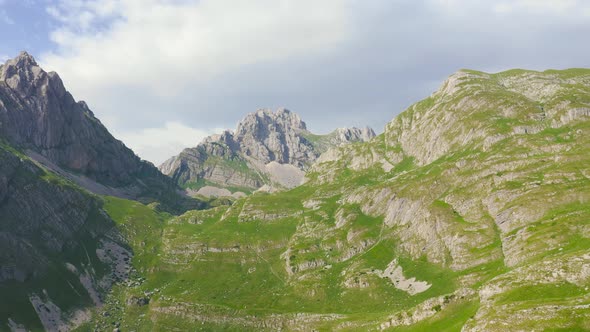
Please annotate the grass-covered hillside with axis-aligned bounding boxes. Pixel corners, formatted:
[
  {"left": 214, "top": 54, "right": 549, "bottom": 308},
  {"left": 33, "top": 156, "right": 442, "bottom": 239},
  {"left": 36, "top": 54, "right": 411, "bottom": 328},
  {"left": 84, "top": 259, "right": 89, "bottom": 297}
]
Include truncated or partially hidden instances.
[
  {"left": 75, "top": 68, "right": 590, "bottom": 331},
  {"left": 0, "top": 141, "right": 211, "bottom": 332},
  {"left": 0, "top": 143, "right": 127, "bottom": 331}
]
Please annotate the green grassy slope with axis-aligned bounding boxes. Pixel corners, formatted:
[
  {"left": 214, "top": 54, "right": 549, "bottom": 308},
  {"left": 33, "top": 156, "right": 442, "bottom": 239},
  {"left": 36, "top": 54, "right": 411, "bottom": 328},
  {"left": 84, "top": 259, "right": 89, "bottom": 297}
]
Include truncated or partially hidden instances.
[
  {"left": 76, "top": 68, "right": 590, "bottom": 331},
  {"left": 0, "top": 144, "right": 120, "bottom": 331}
]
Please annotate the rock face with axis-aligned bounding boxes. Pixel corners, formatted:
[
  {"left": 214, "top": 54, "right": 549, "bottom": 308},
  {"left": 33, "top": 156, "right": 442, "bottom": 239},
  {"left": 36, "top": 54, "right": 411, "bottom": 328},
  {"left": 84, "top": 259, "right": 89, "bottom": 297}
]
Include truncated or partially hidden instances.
[
  {"left": 0, "top": 52, "right": 192, "bottom": 211},
  {"left": 159, "top": 108, "right": 375, "bottom": 195},
  {"left": 234, "top": 109, "right": 312, "bottom": 167},
  {"left": 0, "top": 52, "right": 134, "bottom": 186}
]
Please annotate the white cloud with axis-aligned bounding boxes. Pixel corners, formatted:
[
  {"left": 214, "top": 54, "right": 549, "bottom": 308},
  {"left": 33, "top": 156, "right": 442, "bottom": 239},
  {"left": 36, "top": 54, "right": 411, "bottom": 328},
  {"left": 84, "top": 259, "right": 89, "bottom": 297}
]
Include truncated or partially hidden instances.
[
  {"left": 41, "top": 0, "right": 351, "bottom": 96},
  {"left": 492, "top": 0, "right": 583, "bottom": 14},
  {"left": 430, "top": 0, "right": 590, "bottom": 15},
  {"left": 117, "top": 121, "right": 222, "bottom": 165},
  {"left": 0, "top": 9, "right": 14, "bottom": 24}
]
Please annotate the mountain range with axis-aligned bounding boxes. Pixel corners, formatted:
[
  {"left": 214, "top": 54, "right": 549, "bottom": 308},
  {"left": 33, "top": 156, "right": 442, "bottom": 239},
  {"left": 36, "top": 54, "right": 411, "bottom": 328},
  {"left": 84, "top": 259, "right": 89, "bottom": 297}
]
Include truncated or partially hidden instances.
[{"left": 0, "top": 52, "right": 589, "bottom": 331}]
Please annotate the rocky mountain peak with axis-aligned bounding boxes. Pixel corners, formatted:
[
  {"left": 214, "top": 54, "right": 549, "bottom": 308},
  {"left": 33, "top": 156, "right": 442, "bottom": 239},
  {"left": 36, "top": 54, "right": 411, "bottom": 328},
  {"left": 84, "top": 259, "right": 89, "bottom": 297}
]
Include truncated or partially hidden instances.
[
  {"left": 333, "top": 127, "right": 376, "bottom": 142},
  {"left": 0, "top": 51, "right": 67, "bottom": 99},
  {"left": 0, "top": 52, "right": 187, "bottom": 208},
  {"left": 433, "top": 69, "right": 490, "bottom": 98},
  {"left": 236, "top": 108, "right": 307, "bottom": 138},
  {"left": 1, "top": 52, "right": 39, "bottom": 80},
  {"left": 160, "top": 108, "right": 375, "bottom": 196},
  {"left": 232, "top": 108, "right": 313, "bottom": 167},
  {"left": 12, "top": 51, "right": 37, "bottom": 67}
]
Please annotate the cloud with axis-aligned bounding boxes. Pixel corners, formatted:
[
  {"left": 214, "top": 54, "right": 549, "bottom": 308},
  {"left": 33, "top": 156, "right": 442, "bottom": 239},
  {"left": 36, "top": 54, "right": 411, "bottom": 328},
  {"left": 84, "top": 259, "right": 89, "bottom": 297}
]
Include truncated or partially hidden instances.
[
  {"left": 41, "top": 0, "right": 351, "bottom": 95},
  {"left": 492, "top": 0, "right": 586, "bottom": 14},
  {"left": 117, "top": 121, "right": 222, "bottom": 165},
  {"left": 429, "top": 0, "right": 590, "bottom": 16},
  {"left": 0, "top": 9, "right": 14, "bottom": 24}
]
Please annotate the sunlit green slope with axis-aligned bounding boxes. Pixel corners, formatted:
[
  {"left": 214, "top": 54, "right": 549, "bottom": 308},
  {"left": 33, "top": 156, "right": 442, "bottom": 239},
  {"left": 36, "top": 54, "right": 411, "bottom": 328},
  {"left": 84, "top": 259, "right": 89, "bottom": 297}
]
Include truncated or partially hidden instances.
[{"left": 83, "top": 68, "right": 590, "bottom": 331}]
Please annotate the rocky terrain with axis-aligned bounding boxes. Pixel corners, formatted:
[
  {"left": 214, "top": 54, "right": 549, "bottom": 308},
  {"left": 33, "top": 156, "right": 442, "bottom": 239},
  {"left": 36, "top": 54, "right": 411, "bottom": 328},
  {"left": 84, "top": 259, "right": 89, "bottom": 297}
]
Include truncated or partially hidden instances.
[
  {"left": 0, "top": 52, "right": 199, "bottom": 212},
  {"left": 159, "top": 108, "right": 375, "bottom": 196}
]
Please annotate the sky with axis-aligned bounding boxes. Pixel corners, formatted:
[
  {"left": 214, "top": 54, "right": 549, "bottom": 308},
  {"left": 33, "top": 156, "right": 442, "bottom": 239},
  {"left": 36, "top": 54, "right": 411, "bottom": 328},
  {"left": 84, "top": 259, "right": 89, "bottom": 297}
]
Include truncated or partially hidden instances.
[{"left": 1, "top": 0, "right": 589, "bottom": 164}]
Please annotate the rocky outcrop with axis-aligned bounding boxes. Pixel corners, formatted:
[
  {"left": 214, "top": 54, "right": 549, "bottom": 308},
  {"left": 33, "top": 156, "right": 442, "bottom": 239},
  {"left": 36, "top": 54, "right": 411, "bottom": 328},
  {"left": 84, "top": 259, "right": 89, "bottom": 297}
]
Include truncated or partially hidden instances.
[
  {"left": 0, "top": 52, "right": 194, "bottom": 211},
  {"left": 160, "top": 108, "right": 375, "bottom": 195},
  {"left": 0, "top": 52, "right": 136, "bottom": 186},
  {"left": 234, "top": 108, "right": 314, "bottom": 167},
  {"left": 334, "top": 127, "right": 375, "bottom": 142}
]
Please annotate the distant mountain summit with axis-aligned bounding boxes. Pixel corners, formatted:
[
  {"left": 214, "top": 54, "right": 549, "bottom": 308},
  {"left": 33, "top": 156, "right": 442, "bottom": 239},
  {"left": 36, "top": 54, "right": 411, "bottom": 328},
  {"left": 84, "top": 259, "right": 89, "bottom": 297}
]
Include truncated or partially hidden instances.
[
  {"left": 0, "top": 52, "right": 193, "bottom": 210},
  {"left": 159, "top": 108, "right": 375, "bottom": 197}
]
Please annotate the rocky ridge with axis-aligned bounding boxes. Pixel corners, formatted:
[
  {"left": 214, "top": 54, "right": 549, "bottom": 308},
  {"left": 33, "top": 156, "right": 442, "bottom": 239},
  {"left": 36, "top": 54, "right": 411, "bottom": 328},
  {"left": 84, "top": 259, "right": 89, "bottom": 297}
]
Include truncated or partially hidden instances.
[
  {"left": 159, "top": 108, "right": 375, "bottom": 196},
  {"left": 0, "top": 52, "right": 196, "bottom": 212}
]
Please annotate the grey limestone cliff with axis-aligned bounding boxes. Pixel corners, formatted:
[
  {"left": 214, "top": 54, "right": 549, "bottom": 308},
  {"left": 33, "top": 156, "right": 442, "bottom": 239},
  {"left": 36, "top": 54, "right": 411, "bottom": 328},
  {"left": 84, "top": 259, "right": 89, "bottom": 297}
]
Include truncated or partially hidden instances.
[
  {"left": 0, "top": 52, "right": 197, "bottom": 212},
  {"left": 159, "top": 108, "right": 375, "bottom": 196}
]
